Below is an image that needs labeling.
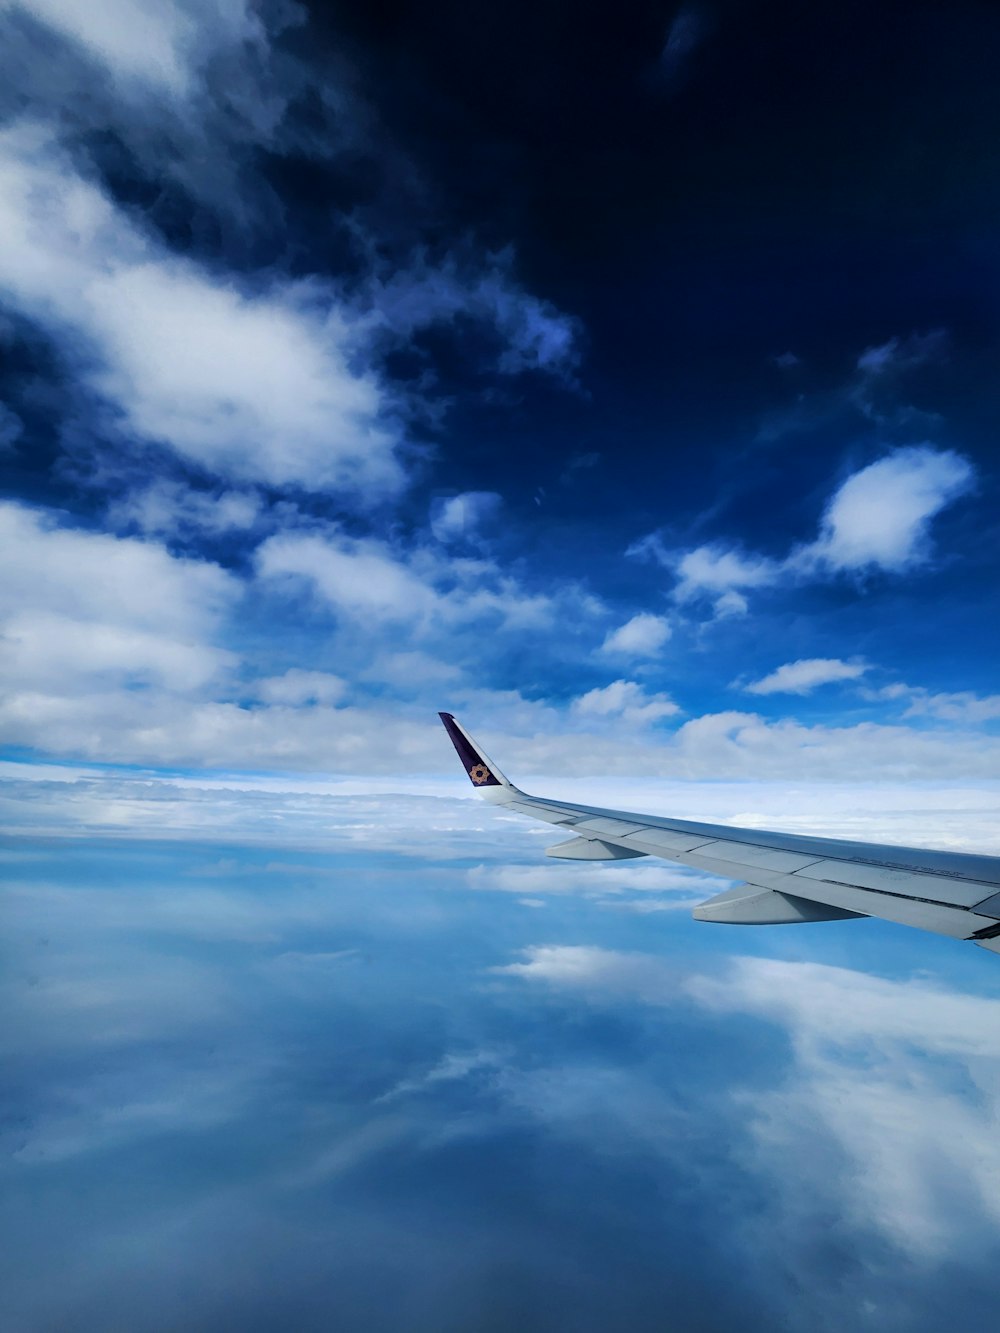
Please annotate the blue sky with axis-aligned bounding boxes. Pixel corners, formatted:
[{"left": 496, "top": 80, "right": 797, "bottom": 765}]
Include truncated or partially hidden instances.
[{"left": 3, "top": 1, "right": 1000, "bottom": 1328}]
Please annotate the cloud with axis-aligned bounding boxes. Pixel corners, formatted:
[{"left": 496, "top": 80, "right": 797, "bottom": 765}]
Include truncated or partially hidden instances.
[
  {"left": 691, "top": 956, "right": 1000, "bottom": 1257},
  {"left": 253, "top": 670, "right": 347, "bottom": 707},
  {"left": 430, "top": 491, "right": 503, "bottom": 545},
  {"left": 711, "top": 589, "right": 749, "bottom": 619},
  {"left": 856, "top": 329, "right": 948, "bottom": 379},
  {"left": 0, "top": 499, "right": 252, "bottom": 750},
  {"left": 255, "top": 526, "right": 560, "bottom": 633},
  {"left": 743, "top": 658, "right": 869, "bottom": 696},
  {"left": 375, "top": 1050, "right": 505, "bottom": 1104},
  {"left": 760, "top": 330, "right": 948, "bottom": 443},
  {"left": 2, "top": 0, "right": 204, "bottom": 94},
  {"left": 0, "top": 399, "right": 23, "bottom": 450},
  {"left": 497, "top": 941, "right": 1000, "bottom": 1262},
  {"left": 0, "top": 498, "right": 236, "bottom": 648},
  {"left": 869, "top": 684, "right": 1000, "bottom": 725},
  {"left": 572, "top": 679, "right": 680, "bottom": 726},
  {"left": 671, "top": 544, "right": 779, "bottom": 602},
  {"left": 493, "top": 944, "right": 679, "bottom": 1003},
  {"left": 367, "top": 249, "right": 580, "bottom": 381},
  {"left": 107, "top": 479, "right": 262, "bottom": 538},
  {"left": 466, "top": 861, "right": 726, "bottom": 900},
  {"left": 796, "top": 445, "right": 974, "bottom": 574},
  {"left": 635, "top": 447, "right": 975, "bottom": 614},
  {"left": 0, "top": 125, "right": 406, "bottom": 497},
  {"left": 656, "top": 4, "right": 713, "bottom": 88},
  {"left": 600, "top": 613, "right": 672, "bottom": 658}
]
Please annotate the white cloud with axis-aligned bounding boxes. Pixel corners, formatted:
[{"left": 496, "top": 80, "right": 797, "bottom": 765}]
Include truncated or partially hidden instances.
[
  {"left": 466, "top": 861, "right": 725, "bottom": 899},
  {"left": 257, "top": 530, "right": 437, "bottom": 624},
  {"left": 2, "top": 612, "right": 231, "bottom": 693},
  {"left": 364, "top": 651, "right": 461, "bottom": 691},
  {"left": 572, "top": 679, "right": 680, "bottom": 726},
  {"left": 672, "top": 544, "right": 779, "bottom": 602},
  {"left": 886, "top": 686, "right": 1000, "bottom": 725},
  {"left": 639, "top": 447, "right": 975, "bottom": 613},
  {"left": 255, "top": 527, "right": 559, "bottom": 632},
  {"left": 600, "top": 613, "right": 671, "bottom": 658},
  {"left": 375, "top": 1050, "right": 504, "bottom": 1104},
  {"left": 711, "top": 589, "right": 748, "bottom": 619},
  {"left": 0, "top": 125, "right": 405, "bottom": 498},
  {"left": 1, "top": 0, "right": 198, "bottom": 93},
  {"left": 690, "top": 957, "right": 1000, "bottom": 1257},
  {"left": 253, "top": 670, "right": 347, "bottom": 707},
  {"left": 0, "top": 0, "right": 273, "bottom": 100},
  {"left": 0, "top": 499, "right": 240, "bottom": 740},
  {"left": 797, "top": 445, "right": 974, "bottom": 574},
  {"left": 430, "top": 491, "right": 503, "bottom": 544},
  {"left": 107, "top": 480, "right": 262, "bottom": 539},
  {"left": 743, "top": 658, "right": 868, "bottom": 696},
  {"left": 0, "top": 500, "right": 235, "bottom": 635},
  {"left": 497, "top": 941, "right": 1000, "bottom": 1260}
]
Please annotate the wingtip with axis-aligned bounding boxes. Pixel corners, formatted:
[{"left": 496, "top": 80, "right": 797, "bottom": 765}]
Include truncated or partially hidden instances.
[{"left": 438, "top": 712, "right": 508, "bottom": 789}]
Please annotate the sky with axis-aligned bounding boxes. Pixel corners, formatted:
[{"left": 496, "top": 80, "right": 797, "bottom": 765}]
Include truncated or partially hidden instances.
[{"left": 3, "top": 1, "right": 1000, "bottom": 1329}]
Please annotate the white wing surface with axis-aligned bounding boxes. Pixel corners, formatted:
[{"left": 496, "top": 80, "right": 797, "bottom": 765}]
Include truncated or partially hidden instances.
[{"left": 439, "top": 713, "right": 1000, "bottom": 953}]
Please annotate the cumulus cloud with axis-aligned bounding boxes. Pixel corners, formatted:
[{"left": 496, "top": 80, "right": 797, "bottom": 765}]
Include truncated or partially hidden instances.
[
  {"left": 600, "top": 613, "right": 672, "bottom": 658},
  {"left": 572, "top": 679, "right": 680, "bottom": 726},
  {"left": 796, "top": 445, "right": 974, "bottom": 574},
  {"left": 255, "top": 527, "right": 559, "bottom": 632},
  {"left": 635, "top": 447, "right": 975, "bottom": 614},
  {"left": 0, "top": 500, "right": 237, "bottom": 697},
  {"left": 0, "top": 127, "right": 407, "bottom": 497},
  {"left": 743, "top": 658, "right": 869, "bottom": 696}
]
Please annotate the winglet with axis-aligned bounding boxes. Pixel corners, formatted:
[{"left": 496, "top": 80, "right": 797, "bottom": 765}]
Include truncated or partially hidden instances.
[{"left": 438, "top": 713, "right": 512, "bottom": 789}]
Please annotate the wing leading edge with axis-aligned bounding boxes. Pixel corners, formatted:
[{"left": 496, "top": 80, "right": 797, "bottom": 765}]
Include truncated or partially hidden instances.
[{"left": 438, "top": 713, "right": 1000, "bottom": 953}]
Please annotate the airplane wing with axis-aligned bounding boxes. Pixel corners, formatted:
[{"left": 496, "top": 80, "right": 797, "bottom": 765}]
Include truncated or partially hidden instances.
[{"left": 439, "top": 712, "right": 1000, "bottom": 954}]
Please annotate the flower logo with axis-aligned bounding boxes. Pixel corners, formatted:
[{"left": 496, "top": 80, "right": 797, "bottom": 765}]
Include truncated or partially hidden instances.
[{"left": 469, "top": 764, "right": 491, "bottom": 784}]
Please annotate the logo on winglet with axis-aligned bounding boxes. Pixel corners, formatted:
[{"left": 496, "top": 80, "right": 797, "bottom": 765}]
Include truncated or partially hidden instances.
[{"left": 469, "top": 764, "right": 491, "bottom": 785}]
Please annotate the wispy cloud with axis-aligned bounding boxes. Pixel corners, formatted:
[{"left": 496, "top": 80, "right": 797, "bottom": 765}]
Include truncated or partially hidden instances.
[
  {"left": 867, "top": 683, "right": 1000, "bottom": 725},
  {"left": 742, "top": 658, "right": 869, "bottom": 696}
]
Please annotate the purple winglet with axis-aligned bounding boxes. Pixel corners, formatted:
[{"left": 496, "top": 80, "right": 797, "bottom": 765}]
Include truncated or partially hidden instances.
[{"left": 439, "top": 712, "right": 502, "bottom": 786}]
